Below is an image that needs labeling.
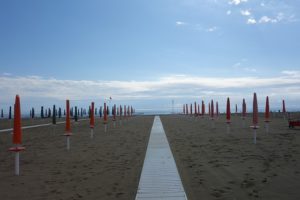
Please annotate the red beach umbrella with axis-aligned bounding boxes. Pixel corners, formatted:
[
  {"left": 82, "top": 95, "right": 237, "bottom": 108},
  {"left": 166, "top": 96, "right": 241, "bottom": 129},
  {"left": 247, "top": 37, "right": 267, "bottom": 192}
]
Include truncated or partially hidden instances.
[
  {"left": 265, "top": 96, "right": 270, "bottom": 122},
  {"left": 9, "top": 95, "right": 25, "bottom": 175},
  {"left": 216, "top": 101, "right": 219, "bottom": 117},
  {"left": 251, "top": 93, "right": 259, "bottom": 144},
  {"left": 211, "top": 100, "right": 214, "bottom": 119},
  {"left": 124, "top": 105, "right": 127, "bottom": 118},
  {"left": 226, "top": 97, "right": 231, "bottom": 123},
  {"left": 186, "top": 104, "right": 188, "bottom": 115},
  {"left": 120, "top": 105, "right": 122, "bottom": 118},
  {"left": 104, "top": 102, "right": 108, "bottom": 124},
  {"left": 242, "top": 98, "right": 246, "bottom": 118},
  {"left": 252, "top": 93, "right": 258, "bottom": 126},
  {"left": 13, "top": 95, "right": 22, "bottom": 144},
  {"left": 90, "top": 102, "right": 95, "bottom": 128},
  {"left": 113, "top": 104, "right": 116, "bottom": 121},
  {"left": 65, "top": 100, "right": 71, "bottom": 134},
  {"left": 264, "top": 96, "right": 271, "bottom": 133},
  {"left": 63, "top": 99, "right": 72, "bottom": 150},
  {"left": 282, "top": 100, "right": 286, "bottom": 113}
]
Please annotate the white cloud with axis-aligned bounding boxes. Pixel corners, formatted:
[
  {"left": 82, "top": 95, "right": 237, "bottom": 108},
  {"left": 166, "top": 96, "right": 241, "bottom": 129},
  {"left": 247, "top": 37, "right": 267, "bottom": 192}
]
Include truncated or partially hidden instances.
[
  {"left": 274, "top": 12, "right": 298, "bottom": 23},
  {"left": 1, "top": 72, "right": 300, "bottom": 102},
  {"left": 176, "top": 21, "right": 186, "bottom": 26},
  {"left": 240, "top": 9, "right": 251, "bottom": 16},
  {"left": 226, "top": 10, "right": 232, "bottom": 15},
  {"left": 247, "top": 18, "right": 257, "bottom": 24},
  {"left": 281, "top": 70, "right": 300, "bottom": 77},
  {"left": 232, "top": 62, "right": 257, "bottom": 73},
  {"left": 226, "top": 0, "right": 298, "bottom": 25},
  {"left": 244, "top": 67, "right": 257, "bottom": 72},
  {"left": 206, "top": 26, "right": 218, "bottom": 32},
  {"left": 175, "top": 21, "right": 219, "bottom": 33},
  {"left": 229, "top": 0, "right": 248, "bottom": 5},
  {"left": 259, "top": 16, "right": 277, "bottom": 23},
  {"left": 1, "top": 72, "right": 300, "bottom": 111},
  {"left": 247, "top": 13, "right": 297, "bottom": 25}
]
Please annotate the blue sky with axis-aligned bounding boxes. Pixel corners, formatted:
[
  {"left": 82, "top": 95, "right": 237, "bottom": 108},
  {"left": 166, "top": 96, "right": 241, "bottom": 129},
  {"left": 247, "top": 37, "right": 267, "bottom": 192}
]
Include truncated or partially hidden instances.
[{"left": 0, "top": 0, "right": 300, "bottom": 113}]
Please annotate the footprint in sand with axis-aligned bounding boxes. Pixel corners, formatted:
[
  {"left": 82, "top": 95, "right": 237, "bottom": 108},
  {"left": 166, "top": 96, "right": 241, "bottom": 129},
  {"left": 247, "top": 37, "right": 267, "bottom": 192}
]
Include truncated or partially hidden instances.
[
  {"left": 241, "top": 179, "right": 255, "bottom": 188},
  {"left": 106, "top": 192, "right": 112, "bottom": 196},
  {"left": 211, "top": 188, "right": 226, "bottom": 198},
  {"left": 248, "top": 189, "right": 259, "bottom": 198},
  {"left": 116, "top": 192, "right": 124, "bottom": 197},
  {"left": 261, "top": 178, "right": 267, "bottom": 183}
]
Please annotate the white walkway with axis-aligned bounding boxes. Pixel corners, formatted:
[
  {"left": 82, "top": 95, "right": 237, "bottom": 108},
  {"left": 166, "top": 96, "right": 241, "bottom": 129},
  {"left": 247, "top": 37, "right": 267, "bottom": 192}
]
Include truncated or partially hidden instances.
[{"left": 136, "top": 116, "right": 187, "bottom": 200}]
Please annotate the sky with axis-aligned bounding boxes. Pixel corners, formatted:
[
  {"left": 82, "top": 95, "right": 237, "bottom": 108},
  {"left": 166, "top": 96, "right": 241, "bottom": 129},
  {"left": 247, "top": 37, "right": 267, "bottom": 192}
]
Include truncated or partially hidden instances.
[{"left": 0, "top": 0, "right": 300, "bottom": 114}]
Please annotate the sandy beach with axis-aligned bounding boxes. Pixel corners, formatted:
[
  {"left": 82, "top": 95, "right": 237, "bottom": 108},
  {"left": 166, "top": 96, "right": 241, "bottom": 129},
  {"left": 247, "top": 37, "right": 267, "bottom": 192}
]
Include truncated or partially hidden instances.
[
  {"left": 1, "top": 114, "right": 300, "bottom": 200},
  {"left": 0, "top": 116, "right": 153, "bottom": 200},
  {"left": 161, "top": 114, "right": 300, "bottom": 200}
]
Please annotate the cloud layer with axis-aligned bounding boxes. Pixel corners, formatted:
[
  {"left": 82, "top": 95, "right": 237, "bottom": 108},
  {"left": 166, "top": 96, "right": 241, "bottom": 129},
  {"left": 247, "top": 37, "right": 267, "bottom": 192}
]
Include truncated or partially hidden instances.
[{"left": 1, "top": 71, "right": 300, "bottom": 111}]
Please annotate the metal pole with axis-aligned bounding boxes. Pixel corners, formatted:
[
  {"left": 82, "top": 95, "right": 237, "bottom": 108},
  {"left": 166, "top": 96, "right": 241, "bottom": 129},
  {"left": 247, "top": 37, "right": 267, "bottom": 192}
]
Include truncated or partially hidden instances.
[
  {"left": 15, "top": 152, "right": 20, "bottom": 176},
  {"left": 227, "top": 124, "right": 230, "bottom": 134},
  {"left": 90, "top": 128, "right": 94, "bottom": 139},
  {"left": 67, "top": 136, "right": 70, "bottom": 150},
  {"left": 266, "top": 123, "right": 269, "bottom": 134}
]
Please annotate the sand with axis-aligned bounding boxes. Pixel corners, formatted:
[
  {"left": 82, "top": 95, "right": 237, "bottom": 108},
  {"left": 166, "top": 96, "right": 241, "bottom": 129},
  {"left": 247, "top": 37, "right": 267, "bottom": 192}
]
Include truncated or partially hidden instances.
[
  {"left": 0, "top": 116, "right": 153, "bottom": 200},
  {"left": 1, "top": 114, "right": 299, "bottom": 200},
  {"left": 161, "top": 114, "right": 300, "bottom": 200}
]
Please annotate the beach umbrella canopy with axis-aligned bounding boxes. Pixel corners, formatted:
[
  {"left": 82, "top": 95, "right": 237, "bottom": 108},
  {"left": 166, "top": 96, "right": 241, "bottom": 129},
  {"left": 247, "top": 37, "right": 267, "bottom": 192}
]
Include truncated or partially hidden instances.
[
  {"left": 13, "top": 95, "right": 22, "bottom": 144},
  {"left": 253, "top": 93, "right": 258, "bottom": 126},
  {"left": 265, "top": 96, "right": 270, "bottom": 121},
  {"left": 65, "top": 100, "right": 71, "bottom": 133},
  {"left": 226, "top": 97, "right": 231, "bottom": 122},
  {"left": 90, "top": 102, "right": 95, "bottom": 128},
  {"left": 242, "top": 98, "right": 246, "bottom": 118}
]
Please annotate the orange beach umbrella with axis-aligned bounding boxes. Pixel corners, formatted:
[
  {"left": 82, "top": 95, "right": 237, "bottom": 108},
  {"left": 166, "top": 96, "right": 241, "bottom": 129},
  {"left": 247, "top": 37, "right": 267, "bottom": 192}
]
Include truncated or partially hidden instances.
[
  {"left": 13, "top": 95, "right": 22, "bottom": 144},
  {"left": 9, "top": 95, "right": 25, "bottom": 175}
]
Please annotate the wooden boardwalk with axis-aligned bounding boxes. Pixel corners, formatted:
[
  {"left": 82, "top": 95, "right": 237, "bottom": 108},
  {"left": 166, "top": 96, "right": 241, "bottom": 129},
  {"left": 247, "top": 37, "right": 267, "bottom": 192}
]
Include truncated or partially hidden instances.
[{"left": 135, "top": 116, "right": 187, "bottom": 200}]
